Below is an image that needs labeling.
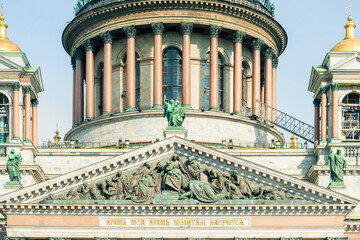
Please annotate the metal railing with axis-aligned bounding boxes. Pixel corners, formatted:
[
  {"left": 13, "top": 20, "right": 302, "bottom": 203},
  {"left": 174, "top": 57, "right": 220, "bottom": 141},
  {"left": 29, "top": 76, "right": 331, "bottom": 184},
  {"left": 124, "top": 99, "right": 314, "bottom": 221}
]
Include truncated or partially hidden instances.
[{"left": 254, "top": 101, "right": 314, "bottom": 143}]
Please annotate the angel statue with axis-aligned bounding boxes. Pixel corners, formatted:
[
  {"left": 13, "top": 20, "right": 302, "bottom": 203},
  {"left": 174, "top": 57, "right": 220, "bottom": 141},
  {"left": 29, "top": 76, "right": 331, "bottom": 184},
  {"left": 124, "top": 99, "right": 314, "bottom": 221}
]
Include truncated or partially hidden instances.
[{"left": 163, "top": 95, "right": 186, "bottom": 128}]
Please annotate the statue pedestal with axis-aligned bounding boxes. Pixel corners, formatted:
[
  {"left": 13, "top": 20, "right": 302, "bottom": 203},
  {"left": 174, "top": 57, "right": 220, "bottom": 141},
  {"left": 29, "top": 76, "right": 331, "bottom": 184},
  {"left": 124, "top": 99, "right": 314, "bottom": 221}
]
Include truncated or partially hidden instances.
[
  {"left": 328, "top": 184, "right": 346, "bottom": 193},
  {"left": 4, "top": 181, "right": 23, "bottom": 190},
  {"left": 163, "top": 128, "right": 188, "bottom": 139}
]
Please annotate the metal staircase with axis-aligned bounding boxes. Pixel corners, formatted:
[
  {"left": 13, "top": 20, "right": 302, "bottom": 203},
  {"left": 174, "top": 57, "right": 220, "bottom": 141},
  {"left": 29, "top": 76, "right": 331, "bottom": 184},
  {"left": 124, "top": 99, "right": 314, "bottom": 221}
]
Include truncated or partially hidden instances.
[{"left": 254, "top": 101, "right": 314, "bottom": 143}]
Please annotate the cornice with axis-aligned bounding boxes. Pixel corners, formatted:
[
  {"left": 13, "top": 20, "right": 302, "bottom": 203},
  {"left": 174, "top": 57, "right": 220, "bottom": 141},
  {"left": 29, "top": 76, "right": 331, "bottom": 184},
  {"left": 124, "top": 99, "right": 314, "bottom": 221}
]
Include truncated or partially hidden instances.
[
  {"left": 0, "top": 203, "right": 354, "bottom": 216},
  {"left": 62, "top": 0, "right": 287, "bottom": 56}
]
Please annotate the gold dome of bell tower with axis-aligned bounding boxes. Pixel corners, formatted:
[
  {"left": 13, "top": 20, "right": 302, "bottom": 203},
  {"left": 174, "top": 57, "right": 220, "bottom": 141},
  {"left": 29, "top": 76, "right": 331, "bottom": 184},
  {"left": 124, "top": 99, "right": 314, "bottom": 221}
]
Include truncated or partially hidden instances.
[
  {"left": 331, "top": 4, "right": 360, "bottom": 52},
  {"left": 0, "top": 4, "right": 21, "bottom": 52}
]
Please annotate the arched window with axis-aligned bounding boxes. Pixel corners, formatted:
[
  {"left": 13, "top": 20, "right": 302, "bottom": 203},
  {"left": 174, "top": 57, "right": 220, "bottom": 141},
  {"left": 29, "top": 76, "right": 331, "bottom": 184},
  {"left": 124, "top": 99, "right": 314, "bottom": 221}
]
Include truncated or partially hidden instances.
[
  {"left": 0, "top": 93, "right": 9, "bottom": 143},
  {"left": 342, "top": 93, "right": 360, "bottom": 140},
  {"left": 97, "top": 62, "right": 104, "bottom": 115},
  {"left": 204, "top": 53, "right": 224, "bottom": 110},
  {"left": 163, "top": 48, "right": 182, "bottom": 104},
  {"left": 123, "top": 52, "right": 141, "bottom": 109}
]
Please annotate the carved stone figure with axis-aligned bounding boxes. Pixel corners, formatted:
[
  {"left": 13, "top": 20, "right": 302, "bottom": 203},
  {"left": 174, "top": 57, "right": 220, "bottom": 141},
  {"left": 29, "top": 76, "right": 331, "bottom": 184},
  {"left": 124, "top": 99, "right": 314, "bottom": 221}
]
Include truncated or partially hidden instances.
[
  {"left": 112, "top": 170, "right": 129, "bottom": 199},
  {"left": 131, "top": 171, "right": 157, "bottom": 203},
  {"left": 101, "top": 179, "right": 116, "bottom": 200},
  {"left": 128, "top": 162, "right": 151, "bottom": 192},
  {"left": 185, "top": 156, "right": 201, "bottom": 180},
  {"left": 162, "top": 154, "right": 188, "bottom": 192},
  {"left": 206, "top": 168, "right": 226, "bottom": 194},
  {"left": 78, "top": 181, "right": 91, "bottom": 200},
  {"left": 163, "top": 96, "right": 186, "bottom": 128},
  {"left": 6, "top": 149, "right": 22, "bottom": 183},
  {"left": 328, "top": 149, "right": 348, "bottom": 186},
  {"left": 179, "top": 180, "right": 228, "bottom": 203}
]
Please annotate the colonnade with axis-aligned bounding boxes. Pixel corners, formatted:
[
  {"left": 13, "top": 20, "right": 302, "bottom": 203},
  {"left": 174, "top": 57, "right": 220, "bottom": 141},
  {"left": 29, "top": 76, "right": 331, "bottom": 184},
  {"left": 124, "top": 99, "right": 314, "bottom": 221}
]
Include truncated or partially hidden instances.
[
  {"left": 72, "top": 24, "right": 279, "bottom": 126},
  {"left": 313, "top": 83, "right": 340, "bottom": 147},
  {"left": 12, "top": 83, "right": 38, "bottom": 147}
]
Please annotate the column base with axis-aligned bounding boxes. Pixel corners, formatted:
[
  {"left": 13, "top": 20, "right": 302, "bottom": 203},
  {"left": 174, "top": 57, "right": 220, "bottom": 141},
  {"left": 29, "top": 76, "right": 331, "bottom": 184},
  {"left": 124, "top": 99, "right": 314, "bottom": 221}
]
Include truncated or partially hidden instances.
[
  {"left": 152, "top": 105, "right": 163, "bottom": 110},
  {"left": 182, "top": 105, "right": 192, "bottom": 109},
  {"left": 11, "top": 137, "right": 20, "bottom": 141},
  {"left": 101, "top": 112, "right": 114, "bottom": 117},
  {"left": 125, "top": 108, "right": 137, "bottom": 112},
  {"left": 233, "top": 112, "right": 244, "bottom": 116},
  {"left": 24, "top": 140, "right": 32, "bottom": 143},
  {"left": 4, "top": 181, "right": 22, "bottom": 189},
  {"left": 209, "top": 107, "right": 221, "bottom": 112},
  {"left": 330, "top": 137, "right": 341, "bottom": 143},
  {"left": 85, "top": 118, "right": 93, "bottom": 122}
]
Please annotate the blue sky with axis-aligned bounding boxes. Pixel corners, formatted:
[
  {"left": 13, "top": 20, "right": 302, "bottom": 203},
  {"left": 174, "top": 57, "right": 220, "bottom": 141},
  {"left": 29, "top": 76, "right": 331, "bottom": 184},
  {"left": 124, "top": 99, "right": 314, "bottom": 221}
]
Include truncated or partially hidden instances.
[{"left": 2, "top": 0, "right": 357, "bottom": 145}]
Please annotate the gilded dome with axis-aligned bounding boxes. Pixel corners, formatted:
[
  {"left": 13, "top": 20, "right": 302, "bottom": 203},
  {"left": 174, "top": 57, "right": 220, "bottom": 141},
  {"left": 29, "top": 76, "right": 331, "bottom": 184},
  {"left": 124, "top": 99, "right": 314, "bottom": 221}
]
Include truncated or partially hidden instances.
[
  {"left": 331, "top": 8, "right": 360, "bottom": 52},
  {"left": 0, "top": 5, "right": 21, "bottom": 52}
]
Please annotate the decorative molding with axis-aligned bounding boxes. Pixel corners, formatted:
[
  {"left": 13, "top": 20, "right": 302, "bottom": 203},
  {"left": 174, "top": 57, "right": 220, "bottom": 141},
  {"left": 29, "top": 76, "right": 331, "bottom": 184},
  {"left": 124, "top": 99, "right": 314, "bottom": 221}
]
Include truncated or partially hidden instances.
[
  {"left": 233, "top": 31, "right": 246, "bottom": 43},
  {"left": 151, "top": 22, "right": 165, "bottom": 35},
  {"left": 11, "top": 82, "right": 21, "bottom": 91},
  {"left": 83, "top": 39, "right": 94, "bottom": 51},
  {"left": 180, "top": 23, "right": 193, "bottom": 35},
  {"left": 124, "top": 26, "right": 136, "bottom": 38},
  {"left": 100, "top": 31, "right": 113, "bottom": 44},
  {"left": 23, "top": 86, "right": 32, "bottom": 94},
  {"left": 272, "top": 57, "right": 279, "bottom": 68},
  {"left": 251, "top": 39, "right": 264, "bottom": 51},
  {"left": 31, "top": 99, "right": 39, "bottom": 107},
  {"left": 209, "top": 25, "right": 222, "bottom": 38},
  {"left": 264, "top": 48, "right": 275, "bottom": 59},
  {"left": 313, "top": 99, "right": 321, "bottom": 107}
]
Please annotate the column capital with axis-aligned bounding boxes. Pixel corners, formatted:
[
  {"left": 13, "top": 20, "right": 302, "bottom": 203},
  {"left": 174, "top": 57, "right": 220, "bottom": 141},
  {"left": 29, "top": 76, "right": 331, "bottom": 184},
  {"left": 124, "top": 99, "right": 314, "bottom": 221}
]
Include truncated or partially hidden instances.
[
  {"left": 83, "top": 39, "right": 94, "bottom": 51},
  {"left": 264, "top": 48, "right": 275, "bottom": 59},
  {"left": 23, "top": 86, "right": 32, "bottom": 94},
  {"left": 124, "top": 26, "right": 136, "bottom": 38},
  {"left": 180, "top": 22, "right": 193, "bottom": 35},
  {"left": 209, "top": 25, "right": 222, "bottom": 38},
  {"left": 31, "top": 99, "right": 39, "bottom": 106},
  {"left": 233, "top": 31, "right": 246, "bottom": 43},
  {"left": 73, "top": 48, "right": 84, "bottom": 60},
  {"left": 12, "top": 82, "right": 21, "bottom": 90},
  {"left": 313, "top": 99, "right": 321, "bottom": 106},
  {"left": 251, "top": 39, "right": 264, "bottom": 51},
  {"left": 100, "top": 31, "right": 113, "bottom": 44},
  {"left": 320, "top": 86, "right": 328, "bottom": 94},
  {"left": 71, "top": 57, "right": 76, "bottom": 69},
  {"left": 151, "top": 22, "right": 165, "bottom": 35},
  {"left": 331, "top": 83, "right": 340, "bottom": 90},
  {"left": 272, "top": 57, "right": 279, "bottom": 68}
]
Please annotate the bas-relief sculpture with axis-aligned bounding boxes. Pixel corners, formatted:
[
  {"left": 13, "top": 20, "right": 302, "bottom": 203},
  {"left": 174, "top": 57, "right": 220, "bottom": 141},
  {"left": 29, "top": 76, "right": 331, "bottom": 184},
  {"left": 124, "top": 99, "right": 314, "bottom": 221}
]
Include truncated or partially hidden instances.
[
  {"left": 328, "top": 148, "right": 348, "bottom": 186},
  {"left": 164, "top": 96, "right": 186, "bottom": 129},
  {"left": 44, "top": 154, "right": 307, "bottom": 204},
  {"left": 6, "top": 149, "right": 22, "bottom": 185}
]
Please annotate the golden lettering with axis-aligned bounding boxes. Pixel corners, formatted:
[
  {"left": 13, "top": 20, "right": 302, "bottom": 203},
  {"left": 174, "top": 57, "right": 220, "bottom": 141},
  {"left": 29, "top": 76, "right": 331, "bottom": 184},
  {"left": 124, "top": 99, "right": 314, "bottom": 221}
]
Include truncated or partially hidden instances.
[{"left": 131, "top": 219, "right": 145, "bottom": 225}]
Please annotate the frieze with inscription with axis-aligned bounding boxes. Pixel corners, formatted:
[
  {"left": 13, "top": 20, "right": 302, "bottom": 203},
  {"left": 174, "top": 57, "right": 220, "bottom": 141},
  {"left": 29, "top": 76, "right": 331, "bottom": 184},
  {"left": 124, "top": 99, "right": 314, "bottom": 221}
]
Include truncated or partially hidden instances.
[{"left": 42, "top": 154, "right": 310, "bottom": 204}]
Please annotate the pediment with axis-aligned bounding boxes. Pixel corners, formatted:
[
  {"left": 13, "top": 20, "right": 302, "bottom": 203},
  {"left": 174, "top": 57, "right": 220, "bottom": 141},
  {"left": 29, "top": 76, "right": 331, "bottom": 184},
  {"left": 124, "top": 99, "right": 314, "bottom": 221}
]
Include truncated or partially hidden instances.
[
  {"left": 0, "top": 55, "right": 23, "bottom": 71},
  {"left": 0, "top": 137, "right": 358, "bottom": 212},
  {"left": 330, "top": 52, "right": 360, "bottom": 71}
]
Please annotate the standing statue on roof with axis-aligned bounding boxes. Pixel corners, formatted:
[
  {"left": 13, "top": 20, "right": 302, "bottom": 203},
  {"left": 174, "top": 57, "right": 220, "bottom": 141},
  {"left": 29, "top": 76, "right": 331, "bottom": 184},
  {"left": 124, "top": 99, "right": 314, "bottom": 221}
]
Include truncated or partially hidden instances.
[
  {"left": 6, "top": 149, "right": 22, "bottom": 184},
  {"left": 328, "top": 148, "right": 347, "bottom": 186}
]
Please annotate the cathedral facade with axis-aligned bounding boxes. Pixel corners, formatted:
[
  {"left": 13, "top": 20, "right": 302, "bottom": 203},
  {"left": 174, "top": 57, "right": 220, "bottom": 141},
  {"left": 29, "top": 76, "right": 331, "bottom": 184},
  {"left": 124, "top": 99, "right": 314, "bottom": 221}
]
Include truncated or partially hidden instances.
[{"left": 0, "top": 1, "right": 360, "bottom": 239}]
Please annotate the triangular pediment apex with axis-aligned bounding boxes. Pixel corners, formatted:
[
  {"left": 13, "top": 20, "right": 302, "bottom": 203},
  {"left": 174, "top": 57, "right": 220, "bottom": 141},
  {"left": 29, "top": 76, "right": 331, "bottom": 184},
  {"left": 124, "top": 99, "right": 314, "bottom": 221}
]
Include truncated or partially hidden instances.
[
  {"left": 0, "top": 55, "right": 23, "bottom": 71},
  {"left": 0, "top": 137, "right": 358, "bottom": 207},
  {"left": 329, "top": 53, "right": 360, "bottom": 71}
]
